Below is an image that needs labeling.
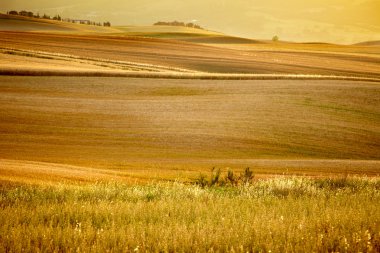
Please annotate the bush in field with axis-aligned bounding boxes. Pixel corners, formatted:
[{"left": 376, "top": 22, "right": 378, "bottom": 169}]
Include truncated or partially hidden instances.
[
  {"left": 52, "top": 15, "right": 61, "bottom": 21},
  {"left": 240, "top": 167, "right": 254, "bottom": 184},
  {"left": 210, "top": 167, "right": 221, "bottom": 186},
  {"left": 225, "top": 168, "right": 237, "bottom": 186},
  {"left": 195, "top": 173, "right": 208, "bottom": 188},
  {"left": 195, "top": 167, "right": 254, "bottom": 187}
]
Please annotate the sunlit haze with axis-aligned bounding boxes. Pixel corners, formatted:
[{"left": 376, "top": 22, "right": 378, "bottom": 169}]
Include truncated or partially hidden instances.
[{"left": 1, "top": 0, "right": 379, "bottom": 44}]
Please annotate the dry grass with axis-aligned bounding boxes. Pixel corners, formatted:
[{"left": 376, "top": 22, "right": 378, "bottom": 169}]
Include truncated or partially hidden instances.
[{"left": 0, "top": 177, "right": 379, "bottom": 252}]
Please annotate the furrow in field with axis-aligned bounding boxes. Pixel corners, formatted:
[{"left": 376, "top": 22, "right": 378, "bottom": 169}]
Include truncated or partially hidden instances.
[
  {"left": 1, "top": 31, "right": 379, "bottom": 78},
  {"left": 1, "top": 77, "right": 379, "bottom": 179}
]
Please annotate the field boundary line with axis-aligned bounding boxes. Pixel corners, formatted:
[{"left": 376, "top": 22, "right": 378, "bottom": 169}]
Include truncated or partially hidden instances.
[
  {"left": 0, "top": 47, "right": 197, "bottom": 73},
  {"left": 1, "top": 68, "right": 380, "bottom": 82}
]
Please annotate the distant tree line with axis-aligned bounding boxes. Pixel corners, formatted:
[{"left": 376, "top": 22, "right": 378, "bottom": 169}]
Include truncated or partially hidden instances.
[
  {"left": 154, "top": 21, "right": 203, "bottom": 30},
  {"left": 6, "top": 10, "right": 111, "bottom": 27}
]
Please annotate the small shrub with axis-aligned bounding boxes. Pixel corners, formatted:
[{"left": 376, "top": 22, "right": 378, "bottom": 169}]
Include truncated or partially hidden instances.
[
  {"left": 240, "top": 167, "right": 254, "bottom": 184},
  {"left": 145, "top": 192, "right": 156, "bottom": 202},
  {"left": 195, "top": 174, "right": 208, "bottom": 188},
  {"left": 225, "top": 169, "right": 237, "bottom": 186},
  {"left": 193, "top": 167, "right": 255, "bottom": 187},
  {"left": 210, "top": 167, "right": 221, "bottom": 186},
  {"left": 314, "top": 174, "right": 351, "bottom": 190}
]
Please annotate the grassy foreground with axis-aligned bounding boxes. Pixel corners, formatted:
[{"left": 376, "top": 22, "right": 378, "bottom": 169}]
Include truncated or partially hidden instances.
[{"left": 1, "top": 177, "right": 379, "bottom": 252}]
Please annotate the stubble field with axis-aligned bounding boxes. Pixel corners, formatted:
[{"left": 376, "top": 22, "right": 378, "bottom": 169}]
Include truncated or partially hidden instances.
[
  {"left": 1, "top": 31, "right": 380, "bottom": 78},
  {"left": 0, "top": 76, "right": 379, "bottom": 182}
]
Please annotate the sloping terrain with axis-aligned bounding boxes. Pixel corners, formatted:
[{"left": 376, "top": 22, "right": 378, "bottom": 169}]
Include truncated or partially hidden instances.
[
  {"left": 0, "top": 13, "right": 118, "bottom": 33},
  {"left": 115, "top": 26, "right": 264, "bottom": 45},
  {"left": 0, "top": 47, "right": 195, "bottom": 74},
  {"left": 1, "top": 13, "right": 380, "bottom": 77},
  {"left": 355, "top": 40, "right": 380, "bottom": 47},
  {"left": 0, "top": 14, "right": 379, "bottom": 180},
  {"left": 0, "top": 76, "right": 379, "bottom": 180},
  {"left": 115, "top": 25, "right": 221, "bottom": 36},
  {"left": 1, "top": 31, "right": 380, "bottom": 78},
  {"left": 0, "top": 159, "right": 135, "bottom": 183}
]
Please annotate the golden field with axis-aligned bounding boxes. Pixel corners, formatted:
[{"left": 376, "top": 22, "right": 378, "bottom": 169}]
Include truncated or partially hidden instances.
[
  {"left": 1, "top": 30, "right": 379, "bottom": 78},
  {"left": 0, "top": 76, "right": 379, "bottom": 181},
  {"left": 0, "top": 13, "right": 379, "bottom": 252},
  {"left": 0, "top": 13, "right": 379, "bottom": 79}
]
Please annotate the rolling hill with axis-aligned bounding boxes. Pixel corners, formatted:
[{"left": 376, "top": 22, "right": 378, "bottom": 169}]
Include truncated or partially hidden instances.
[
  {"left": 0, "top": 76, "right": 379, "bottom": 180},
  {"left": 0, "top": 13, "right": 269, "bottom": 46},
  {"left": 354, "top": 40, "right": 380, "bottom": 47},
  {"left": 0, "top": 31, "right": 379, "bottom": 78},
  {"left": 0, "top": 13, "right": 379, "bottom": 180},
  {"left": 0, "top": 13, "right": 120, "bottom": 33},
  {"left": 1, "top": 13, "right": 379, "bottom": 79}
]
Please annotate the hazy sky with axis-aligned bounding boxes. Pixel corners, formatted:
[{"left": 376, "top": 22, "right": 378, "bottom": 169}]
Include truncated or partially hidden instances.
[{"left": 1, "top": 0, "right": 379, "bottom": 44}]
